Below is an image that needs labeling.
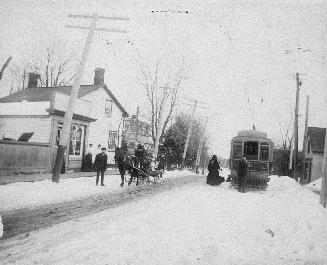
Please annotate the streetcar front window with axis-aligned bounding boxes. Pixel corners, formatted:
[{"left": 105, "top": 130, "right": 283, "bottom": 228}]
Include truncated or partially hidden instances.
[
  {"left": 232, "top": 141, "right": 242, "bottom": 159},
  {"left": 243, "top": 141, "right": 258, "bottom": 160},
  {"left": 260, "top": 143, "right": 269, "bottom": 161}
]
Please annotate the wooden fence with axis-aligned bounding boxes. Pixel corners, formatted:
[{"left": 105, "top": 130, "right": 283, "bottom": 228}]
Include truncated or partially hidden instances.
[{"left": 0, "top": 140, "right": 55, "bottom": 175}]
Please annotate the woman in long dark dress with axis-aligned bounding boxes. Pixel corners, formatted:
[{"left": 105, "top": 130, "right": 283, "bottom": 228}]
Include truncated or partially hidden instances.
[{"left": 206, "top": 155, "right": 224, "bottom": 186}]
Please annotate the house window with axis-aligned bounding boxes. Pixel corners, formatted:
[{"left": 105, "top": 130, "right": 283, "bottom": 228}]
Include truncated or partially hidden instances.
[
  {"left": 124, "top": 121, "right": 130, "bottom": 131},
  {"left": 105, "top": 99, "right": 113, "bottom": 117},
  {"left": 69, "top": 124, "right": 85, "bottom": 156},
  {"left": 108, "top": 130, "right": 117, "bottom": 150}
]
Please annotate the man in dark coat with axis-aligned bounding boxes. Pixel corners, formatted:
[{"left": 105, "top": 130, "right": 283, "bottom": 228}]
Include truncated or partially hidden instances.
[
  {"left": 128, "top": 155, "right": 139, "bottom": 186},
  {"left": 94, "top": 147, "right": 108, "bottom": 186},
  {"left": 117, "top": 153, "right": 126, "bottom": 187},
  {"left": 134, "top": 144, "right": 145, "bottom": 169},
  {"left": 206, "top": 155, "right": 223, "bottom": 186},
  {"left": 237, "top": 156, "right": 248, "bottom": 193}
]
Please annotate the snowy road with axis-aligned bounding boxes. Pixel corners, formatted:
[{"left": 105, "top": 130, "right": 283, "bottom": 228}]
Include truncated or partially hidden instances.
[
  {"left": 1, "top": 174, "right": 203, "bottom": 240},
  {"left": 1, "top": 175, "right": 327, "bottom": 265}
]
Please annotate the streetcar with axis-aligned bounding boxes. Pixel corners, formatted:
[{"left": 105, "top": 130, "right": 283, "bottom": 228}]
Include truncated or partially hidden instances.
[{"left": 229, "top": 130, "right": 274, "bottom": 189}]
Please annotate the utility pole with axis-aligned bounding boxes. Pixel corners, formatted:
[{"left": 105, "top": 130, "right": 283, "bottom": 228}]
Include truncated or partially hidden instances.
[
  {"left": 293, "top": 72, "right": 301, "bottom": 181},
  {"left": 181, "top": 100, "right": 197, "bottom": 169},
  {"left": 52, "top": 12, "right": 128, "bottom": 183},
  {"left": 302, "top": 95, "right": 309, "bottom": 183},
  {"left": 135, "top": 106, "right": 139, "bottom": 144},
  {"left": 195, "top": 118, "right": 208, "bottom": 174},
  {"left": 320, "top": 128, "right": 327, "bottom": 208}
]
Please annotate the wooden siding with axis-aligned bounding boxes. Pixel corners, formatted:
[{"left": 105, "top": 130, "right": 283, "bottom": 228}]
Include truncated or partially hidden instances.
[{"left": 0, "top": 140, "right": 54, "bottom": 175}]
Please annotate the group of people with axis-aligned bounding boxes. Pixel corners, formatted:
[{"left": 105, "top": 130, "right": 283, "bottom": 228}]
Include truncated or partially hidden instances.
[
  {"left": 206, "top": 154, "right": 248, "bottom": 193},
  {"left": 83, "top": 143, "right": 161, "bottom": 187}
]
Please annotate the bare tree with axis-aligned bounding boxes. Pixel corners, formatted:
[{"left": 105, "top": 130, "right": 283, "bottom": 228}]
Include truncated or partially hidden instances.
[
  {"left": 139, "top": 58, "right": 188, "bottom": 151},
  {"left": 29, "top": 42, "right": 77, "bottom": 87},
  {"left": 6, "top": 41, "right": 76, "bottom": 94}
]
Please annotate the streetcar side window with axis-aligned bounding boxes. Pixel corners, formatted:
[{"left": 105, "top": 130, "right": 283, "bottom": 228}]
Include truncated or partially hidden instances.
[
  {"left": 243, "top": 141, "right": 258, "bottom": 160},
  {"left": 260, "top": 143, "right": 269, "bottom": 161}
]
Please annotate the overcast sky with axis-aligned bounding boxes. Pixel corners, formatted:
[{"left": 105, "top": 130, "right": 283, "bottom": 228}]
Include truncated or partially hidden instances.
[{"left": 0, "top": 0, "right": 326, "bottom": 158}]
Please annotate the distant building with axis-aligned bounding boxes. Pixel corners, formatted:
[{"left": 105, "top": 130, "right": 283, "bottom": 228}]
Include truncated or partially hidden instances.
[
  {"left": 122, "top": 114, "right": 153, "bottom": 155},
  {"left": 303, "top": 127, "right": 326, "bottom": 183},
  {"left": 0, "top": 68, "right": 128, "bottom": 175}
]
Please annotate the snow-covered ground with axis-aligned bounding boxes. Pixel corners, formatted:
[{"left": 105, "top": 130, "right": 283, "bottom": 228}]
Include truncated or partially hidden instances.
[
  {"left": 0, "top": 169, "right": 193, "bottom": 212},
  {"left": 1, "top": 174, "right": 327, "bottom": 264}
]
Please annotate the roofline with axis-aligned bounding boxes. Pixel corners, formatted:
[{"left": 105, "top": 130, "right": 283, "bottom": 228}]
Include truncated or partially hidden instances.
[
  {"left": 0, "top": 84, "right": 130, "bottom": 117},
  {"left": 47, "top": 109, "right": 97, "bottom": 122},
  {"left": 103, "top": 84, "right": 129, "bottom": 117}
]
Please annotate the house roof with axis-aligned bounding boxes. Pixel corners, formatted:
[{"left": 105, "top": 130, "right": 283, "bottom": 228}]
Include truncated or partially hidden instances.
[
  {"left": 0, "top": 84, "right": 129, "bottom": 117},
  {"left": 308, "top": 127, "right": 326, "bottom": 153}
]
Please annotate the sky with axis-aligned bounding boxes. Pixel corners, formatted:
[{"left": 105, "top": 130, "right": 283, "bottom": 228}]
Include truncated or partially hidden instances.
[{"left": 0, "top": 0, "right": 326, "bottom": 158}]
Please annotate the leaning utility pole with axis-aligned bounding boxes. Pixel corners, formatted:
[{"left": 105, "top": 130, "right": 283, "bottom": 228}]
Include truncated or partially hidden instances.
[
  {"left": 181, "top": 100, "right": 197, "bottom": 169},
  {"left": 302, "top": 95, "right": 309, "bottom": 182},
  {"left": 320, "top": 128, "right": 327, "bottom": 208},
  {"left": 52, "top": 12, "right": 128, "bottom": 183},
  {"left": 293, "top": 72, "right": 301, "bottom": 180},
  {"left": 195, "top": 118, "right": 208, "bottom": 174}
]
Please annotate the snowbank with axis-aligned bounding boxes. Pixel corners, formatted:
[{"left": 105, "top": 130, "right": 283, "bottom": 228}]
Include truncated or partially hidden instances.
[
  {"left": 1, "top": 174, "right": 326, "bottom": 264},
  {"left": 305, "top": 177, "right": 321, "bottom": 193},
  {"left": 0, "top": 170, "right": 193, "bottom": 211},
  {"left": 0, "top": 215, "right": 3, "bottom": 238}
]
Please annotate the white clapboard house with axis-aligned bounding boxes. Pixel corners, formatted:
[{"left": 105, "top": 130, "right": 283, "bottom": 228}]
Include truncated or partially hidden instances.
[{"left": 0, "top": 68, "right": 128, "bottom": 174}]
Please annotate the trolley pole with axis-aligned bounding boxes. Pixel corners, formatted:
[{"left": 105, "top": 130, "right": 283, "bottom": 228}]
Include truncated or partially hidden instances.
[
  {"left": 293, "top": 72, "right": 301, "bottom": 181},
  {"left": 181, "top": 100, "right": 197, "bottom": 169},
  {"left": 51, "top": 13, "right": 128, "bottom": 183}
]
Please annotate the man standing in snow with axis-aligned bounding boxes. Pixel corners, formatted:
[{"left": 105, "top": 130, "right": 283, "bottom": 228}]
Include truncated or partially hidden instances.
[
  {"left": 117, "top": 153, "right": 126, "bottom": 187},
  {"left": 237, "top": 156, "right": 248, "bottom": 193},
  {"left": 94, "top": 147, "right": 108, "bottom": 186}
]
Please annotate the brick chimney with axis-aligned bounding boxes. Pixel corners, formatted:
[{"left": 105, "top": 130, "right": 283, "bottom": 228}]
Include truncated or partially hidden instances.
[
  {"left": 27, "top": 73, "right": 40, "bottom": 89},
  {"left": 94, "top": 68, "right": 105, "bottom": 85}
]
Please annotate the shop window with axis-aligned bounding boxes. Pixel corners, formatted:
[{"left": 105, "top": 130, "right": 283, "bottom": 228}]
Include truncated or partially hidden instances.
[
  {"left": 105, "top": 99, "right": 113, "bottom": 117},
  {"left": 108, "top": 130, "right": 117, "bottom": 150},
  {"left": 69, "top": 124, "right": 84, "bottom": 156}
]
